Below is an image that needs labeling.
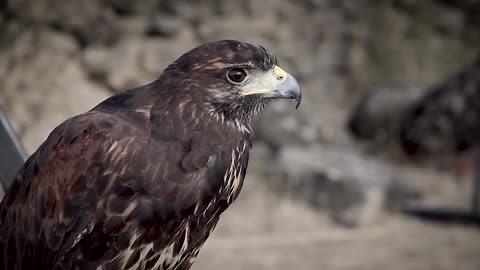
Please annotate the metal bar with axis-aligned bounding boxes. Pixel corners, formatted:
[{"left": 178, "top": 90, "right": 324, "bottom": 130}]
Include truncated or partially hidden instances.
[
  {"left": 472, "top": 151, "right": 480, "bottom": 217},
  {"left": 0, "top": 107, "right": 27, "bottom": 192}
]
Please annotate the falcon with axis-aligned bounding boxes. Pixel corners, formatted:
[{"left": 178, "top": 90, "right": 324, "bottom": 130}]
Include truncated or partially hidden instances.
[{"left": 0, "top": 40, "right": 301, "bottom": 270}]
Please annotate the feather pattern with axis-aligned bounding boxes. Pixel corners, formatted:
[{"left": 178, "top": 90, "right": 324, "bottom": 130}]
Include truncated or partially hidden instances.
[{"left": 0, "top": 40, "right": 285, "bottom": 270}]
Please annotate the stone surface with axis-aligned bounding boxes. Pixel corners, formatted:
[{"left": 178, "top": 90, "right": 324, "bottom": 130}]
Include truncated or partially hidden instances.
[
  {"left": 83, "top": 29, "right": 198, "bottom": 92},
  {"left": 253, "top": 102, "right": 325, "bottom": 150},
  {"left": 7, "top": 0, "right": 121, "bottom": 45},
  {"left": 273, "top": 145, "right": 392, "bottom": 227},
  {"left": 348, "top": 83, "right": 423, "bottom": 143},
  {"left": 0, "top": 28, "right": 111, "bottom": 154}
]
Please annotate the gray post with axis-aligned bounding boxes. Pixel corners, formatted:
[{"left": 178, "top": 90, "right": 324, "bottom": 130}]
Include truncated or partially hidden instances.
[
  {"left": 472, "top": 151, "right": 480, "bottom": 217},
  {"left": 0, "top": 107, "right": 27, "bottom": 192}
]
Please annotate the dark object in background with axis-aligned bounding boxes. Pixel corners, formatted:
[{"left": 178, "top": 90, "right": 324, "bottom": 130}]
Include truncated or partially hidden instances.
[
  {"left": 348, "top": 83, "right": 423, "bottom": 144},
  {"left": 402, "top": 207, "right": 480, "bottom": 226},
  {"left": 400, "top": 55, "right": 480, "bottom": 157},
  {"left": 348, "top": 54, "right": 480, "bottom": 219},
  {"left": 0, "top": 106, "right": 27, "bottom": 194},
  {"left": 400, "top": 55, "right": 480, "bottom": 217}
]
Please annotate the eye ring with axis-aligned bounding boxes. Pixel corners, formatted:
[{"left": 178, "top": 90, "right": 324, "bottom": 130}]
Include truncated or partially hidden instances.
[{"left": 226, "top": 68, "right": 248, "bottom": 84}]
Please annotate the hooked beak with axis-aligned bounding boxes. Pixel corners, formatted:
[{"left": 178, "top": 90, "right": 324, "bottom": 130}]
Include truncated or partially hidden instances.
[
  {"left": 241, "top": 65, "right": 302, "bottom": 109},
  {"left": 267, "top": 73, "right": 302, "bottom": 109}
]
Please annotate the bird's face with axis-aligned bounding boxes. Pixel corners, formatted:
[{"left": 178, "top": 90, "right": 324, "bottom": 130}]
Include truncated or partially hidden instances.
[{"left": 162, "top": 40, "right": 302, "bottom": 122}]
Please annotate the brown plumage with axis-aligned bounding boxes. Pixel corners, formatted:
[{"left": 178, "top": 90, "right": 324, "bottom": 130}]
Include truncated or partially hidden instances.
[{"left": 0, "top": 40, "right": 301, "bottom": 270}]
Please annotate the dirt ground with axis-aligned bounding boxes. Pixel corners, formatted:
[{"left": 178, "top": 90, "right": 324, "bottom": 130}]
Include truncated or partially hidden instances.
[
  {"left": 194, "top": 216, "right": 480, "bottom": 270},
  {"left": 193, "top": 176, "right": 480, "bottom": 270}
]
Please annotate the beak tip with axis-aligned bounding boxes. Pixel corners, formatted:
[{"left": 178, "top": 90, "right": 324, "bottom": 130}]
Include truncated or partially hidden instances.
[
  {"left": 281, "top": 73, "right": 302, "bottom": 110},
  {"left": 293, "top": 87, "right": 302, "bottom": 110}
]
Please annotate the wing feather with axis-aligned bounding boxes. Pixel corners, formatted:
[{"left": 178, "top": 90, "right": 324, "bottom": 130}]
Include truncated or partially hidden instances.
[
  {"left": 0, "top": 109, "right": 237, "bottom": 269},
  {"left": 0, "top": 112, "right": 120, "bottom": 269}
]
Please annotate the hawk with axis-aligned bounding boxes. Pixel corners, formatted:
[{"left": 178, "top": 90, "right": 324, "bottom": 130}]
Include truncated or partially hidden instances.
[{"left": 0, "top": 40, "right": 301, "bottom": 270}]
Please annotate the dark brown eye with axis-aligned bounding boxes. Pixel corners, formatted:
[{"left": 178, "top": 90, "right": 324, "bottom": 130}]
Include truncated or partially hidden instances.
[{"left": 227, "top": 68, "right": 247, "bottom": 84}]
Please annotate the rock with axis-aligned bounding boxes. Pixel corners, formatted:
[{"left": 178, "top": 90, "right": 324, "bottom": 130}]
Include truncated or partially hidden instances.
[
  {"left": 212, "top": 173, "right": 331, "bottom": 236},
  {"left": 147, "top": 14, "right": 187, "bottom": 37},
  {"left": 117, "top": 16, "right": 150, "bottom": 38},
  {"left": 328, "top": 178, "right": 385, "bottom": 227},
  {"left": 83, "top": 28, "right": 198, "bottom": 92},
  {"left": 7, "top": 0, "right": 121, "bottom": 45},
  {"left": 273, "top": 144, "right": 417, "bottom": 227},
  {"left": 82, "top": 45, "right": 111, "bottom": 84},
  {"left": 105, "top": 0, "right": 160, "bottom": 15},
  {"left": 253, "top": 101, "right": 324, "bottom": 150},
  {"left": 348, "top": 83, "right": 423, "bottom": 143},
  {"left": 88, "top": 38, "right": 152, "bottom": 91},
  {"left": 385, "top": 177, "right": 424, "bottom": 210},
  {"left": 253, "top": 85, "right": 353, "bottom": 151},
  {"left": 197, "top": 14, "right": 276, "bottom": 47},
  {"left": 0, "top": 29, "right": 111, "bottom": 153}
]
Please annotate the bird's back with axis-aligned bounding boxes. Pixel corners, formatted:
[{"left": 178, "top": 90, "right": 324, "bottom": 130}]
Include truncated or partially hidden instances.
[{"left": 0, "top": 83, "right": 251, "bottom": 270}]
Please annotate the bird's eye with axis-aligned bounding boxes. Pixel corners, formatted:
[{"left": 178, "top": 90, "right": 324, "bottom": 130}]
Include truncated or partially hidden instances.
[{"left": 227, "top": 68, "right": 247, "bottom": 84}]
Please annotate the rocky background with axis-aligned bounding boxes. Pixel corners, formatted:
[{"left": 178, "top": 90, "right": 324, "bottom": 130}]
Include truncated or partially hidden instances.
[{"left": 1, "top": 1, "right": 480, "bottom": 269}]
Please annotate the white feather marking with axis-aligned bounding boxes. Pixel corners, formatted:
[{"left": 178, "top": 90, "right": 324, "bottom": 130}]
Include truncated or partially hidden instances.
[
  {"left": 153, "top": 242, "right": 175, "bottom": 269},
  {"left": 134, "top": 109, "right": 151, "bottom": 118},
  {"left": 121, "top": 201, "right": 137, "bottom": 217},
  {"left": 107, "top": 141, "right": 119, "bottom": 154},
  {"left": 124, "top": 243, "right": 153, "bottom": 270},
  {"left": 181, "top": 225, "right": 190, "bottom": 254},
  {"left": 120, "top": 248, "right": 134, "bottom": 269},
  {"left": 178, "top": 102, "right": 186, "bottom": 114}
]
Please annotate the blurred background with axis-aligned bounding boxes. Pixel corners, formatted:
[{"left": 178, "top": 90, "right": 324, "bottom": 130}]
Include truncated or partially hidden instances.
[{"left": 0, "top": 0, "right": 480, "bottom": 269}]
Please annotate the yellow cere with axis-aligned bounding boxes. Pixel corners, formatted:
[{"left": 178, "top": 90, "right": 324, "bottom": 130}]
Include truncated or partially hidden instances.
[{"left": 241, "top": 65, "right": 287, "bottom": 96}]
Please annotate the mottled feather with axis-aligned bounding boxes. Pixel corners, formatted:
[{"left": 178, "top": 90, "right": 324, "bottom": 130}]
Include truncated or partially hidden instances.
[{"left": 0, "top": 40, "right": 281, "bottom": 270}]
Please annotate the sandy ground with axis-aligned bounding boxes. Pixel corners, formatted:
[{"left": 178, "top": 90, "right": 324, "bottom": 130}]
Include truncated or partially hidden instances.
[
  {"left": 193, "top": 176, "right": 480, "bottom": 270},
  {"left": 193, "top": 217, "right": 480, "bottom": 270},
  {"left": 195, "top": 214, "right": 480, "bottom": 270}
]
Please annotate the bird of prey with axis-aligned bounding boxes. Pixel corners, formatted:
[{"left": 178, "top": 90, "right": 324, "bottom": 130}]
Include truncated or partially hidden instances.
[{"left": 0, "top": 40, "right": 301, "bottom": 270}]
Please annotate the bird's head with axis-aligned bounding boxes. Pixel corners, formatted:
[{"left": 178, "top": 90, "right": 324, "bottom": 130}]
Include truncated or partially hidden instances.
[{"left": 161, "top": 40, "right": 302, "bottom": 123}]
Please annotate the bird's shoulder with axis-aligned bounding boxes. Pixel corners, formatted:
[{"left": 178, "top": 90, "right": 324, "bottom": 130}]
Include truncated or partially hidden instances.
[{"left": 0, "top": 110, "right": 129, "bottom": 268}]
